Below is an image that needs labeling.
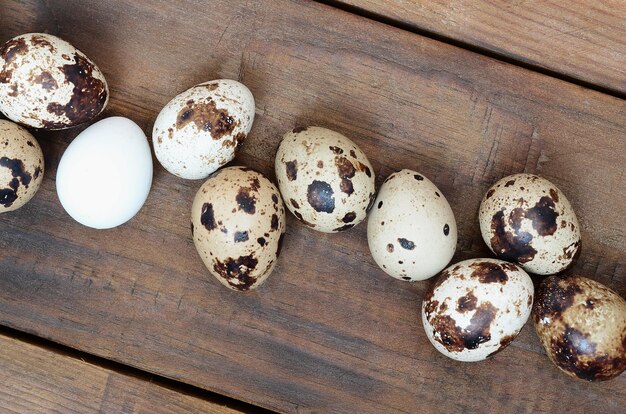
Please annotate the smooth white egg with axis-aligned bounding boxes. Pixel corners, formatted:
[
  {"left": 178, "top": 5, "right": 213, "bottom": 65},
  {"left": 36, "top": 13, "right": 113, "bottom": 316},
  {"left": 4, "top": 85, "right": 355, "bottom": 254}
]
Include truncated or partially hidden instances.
[{"left": 56, "top": 117, "right": 152, "bottom": 229}]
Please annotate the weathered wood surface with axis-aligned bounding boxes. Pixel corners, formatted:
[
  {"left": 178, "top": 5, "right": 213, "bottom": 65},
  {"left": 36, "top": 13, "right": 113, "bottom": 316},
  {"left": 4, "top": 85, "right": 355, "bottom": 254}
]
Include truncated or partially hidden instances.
[
  {"left": 0, "top": 333, "right": 244, "bottom": 413},
  {"left": 339, "top": 0, "right": 626, "bottom": 94},
  {"left": 0, "top": 0, "right": 625, "bottom": 412}
]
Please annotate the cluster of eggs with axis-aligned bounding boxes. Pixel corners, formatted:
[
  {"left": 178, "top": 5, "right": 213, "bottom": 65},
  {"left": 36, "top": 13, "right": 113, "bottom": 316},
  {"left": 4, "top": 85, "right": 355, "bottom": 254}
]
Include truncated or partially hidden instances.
[{"left": 1, "top": 33, "right": 624, "bottom": 381}]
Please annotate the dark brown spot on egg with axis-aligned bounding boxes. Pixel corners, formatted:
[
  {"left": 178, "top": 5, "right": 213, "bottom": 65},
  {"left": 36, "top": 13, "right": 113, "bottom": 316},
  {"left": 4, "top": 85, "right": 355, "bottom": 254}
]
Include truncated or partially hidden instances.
[
  {"left": 525, "top": 196, "right": 559, "bottom": 236},
  {"left": 33, "top": 166, "right": 42, "bottom": 179},
  {"left": 0, "top": 157, "right": 32, "bottom": 208},
  {"left": 424, "top": 299, "right": 439, "bottom": 318},
  {"left": 378, "top": 200, "right": 383, "bottom": 209},
  {"left": 175, "top": 97, "right": 236, "bottom": 139},
  {"left": 349, "top": 149, "right": 356, "bottom": 158},
  {"left": 317, "top": 160, "right": 324, "bottom": 168},
  {"left": 340, "top": 179, "right": 353, "bottom": 195},
  {"left": 443, "top": 224, "right": 450, "bottom": 236},
  {"left": 33, "top": 71, "right": 57, "bottom": 91},
  {"left": 329, "top": 146, "right": 343, "bottom": 154},
  {"left": 200, "top": 203, "right": 217, "bottom": 231},
  {"left": 190, "top": 222, "right": 194, "bottom": 236},
  {"left": 414, "top": 174, "right": 424, "bottom": 181},
  {"left": 290, "top": 198, "right": 299, "bottom": 209},
  {"left": 487, "top": 334, "right": 517, "bottom": 358},
  {"left": 336, "top": 157, "right": 356, "bottom": 196},
  {"left": 168, "top": 128, "right": 174, "bottom": 139},
  {"left": 469, "top": 261, "right": 508, "bottom": 284},
  {"left": 236, "top": 188, "right": 256, "bottom": 214},
  {"left": 402, "top": 276, "right": 411, "bottom": 281},
  {"left": 490, "top": 210, "right": 537, "bottom": 263},
  {"left": 46, "top": 53, "right": 107, "bottom": 127},
  {"left": 356, "top": 161, "right": 371, "bottom": 177},
  {"left": 0, "top": 37, "right": 28, "bottom": 64},
  {"left": 547, "top": 325, "right": 625, "bottom": 381},
  {"left": 307, "top": 180, "right": 335, "bottom": 213},
  {"left": 213, "top": 255, "right": 258, "bottom": 291},
  {"left": 270, "top": 214, "right": 279, "bottom": 230},
  {"left": 550, "top": 188, "right": 559, "bottom": 202},
  {"left": 387, "top": 243, "right": 394, "bottom": 253},
  {"left": 204, "top": 82, "right": 219, "bottom": 91},
  {"left": 560, "top": 220, "right": 567, "bottom": 228},
  {"left": 584, "top": 299, "right": 597, "bottom": 309},
  {"left": 292, "top": 126, "right": 307, "bottom": 133},
  {"left": 398, "top": 238, "right": 415, "bottom": 250},
  {"left": 285, "top": 160, "right": 298, "bottom": 181},
  {"left": 271, "top": 194, "right": 279, "bottom": 204},
  {"left": 457, "top": 291, "right": 478, "bottom": 312},
  {"left": 435, "top": 192, "right": 440, "bottom": 197},
  {"left": 234, "top": 231, "right": 249, "bottom": 243},
  {"left": 29, "top": 35, "right": 56, "bottom": 52},
  {"left": 486, "top": 188, "right": 495, "bottom": 199},
  {"left": 342, "top": 212, "right": 356, "bottom": 223},
  {"left": 505, "top": 179, "right": 516, "bottom": 187},
  {"left": 429, "top": 302, "right": 497, "bottom": 352},
  {"left": 533, "top": 276, "right": 583, "bottom": 322},
  {"left": 257, "top": 237, "right": 266, "bottom": 246}
]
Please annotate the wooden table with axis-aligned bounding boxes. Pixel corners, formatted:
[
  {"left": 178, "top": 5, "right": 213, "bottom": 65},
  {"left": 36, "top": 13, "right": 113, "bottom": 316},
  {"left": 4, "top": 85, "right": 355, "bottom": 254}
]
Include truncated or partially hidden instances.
[{"left": 1, "top": 1, "right": 624, "bottom": 412}]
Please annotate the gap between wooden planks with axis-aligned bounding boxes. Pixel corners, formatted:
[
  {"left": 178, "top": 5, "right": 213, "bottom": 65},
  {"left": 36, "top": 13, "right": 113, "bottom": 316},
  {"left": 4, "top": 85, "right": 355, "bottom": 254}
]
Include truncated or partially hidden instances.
[
  {"left": 0, "top": 0, "right": 625, "bottom": 413},
  {"left": 0, "top": 326, "right": 267, "bottom": 413},
  {"left": 329, "top": 0, "right": 626, "bottom": 96}
]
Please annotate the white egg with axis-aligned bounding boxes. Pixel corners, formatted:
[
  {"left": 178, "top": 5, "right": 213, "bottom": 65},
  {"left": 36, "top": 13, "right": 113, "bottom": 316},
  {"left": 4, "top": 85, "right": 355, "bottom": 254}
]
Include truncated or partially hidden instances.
[
  {"left": 479, "top": 173, "right": 581, "bottom": 275},
  {"left": 152, "top": 79, "right": 255, "bottom": 180},
  {"left": 275, "top": 126, "right": 375, "bottom": 233},
  {"left": 0, "top": 33, "right": 108, "bottom": 129},
  {"left": 422, "top": 258, "right": 534, "bottom": 362},
  {"left": 56, "top": 117, "right": 152, "bottom": 229},
  {"left": 367, "top": 170, "right": 457, "bottom": 281}
]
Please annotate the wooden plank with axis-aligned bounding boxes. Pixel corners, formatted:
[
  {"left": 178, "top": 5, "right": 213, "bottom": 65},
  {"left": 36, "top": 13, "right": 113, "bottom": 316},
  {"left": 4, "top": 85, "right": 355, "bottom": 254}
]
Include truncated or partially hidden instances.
[
  {"left": 337, "top": 0, "right": 626, "bottom": 94},
  {"left": 1, "top": 0, "right": 625, "bottom": 412},
  {"left": 0, "top": 333, "right": 246, "bottom": 413}
]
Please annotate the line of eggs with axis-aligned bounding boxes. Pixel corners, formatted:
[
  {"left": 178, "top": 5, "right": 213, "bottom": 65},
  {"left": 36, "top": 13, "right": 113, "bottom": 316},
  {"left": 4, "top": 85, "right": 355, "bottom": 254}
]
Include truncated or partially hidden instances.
[{"left": 1, "top": 33, "right": 624, "bottom": 382}]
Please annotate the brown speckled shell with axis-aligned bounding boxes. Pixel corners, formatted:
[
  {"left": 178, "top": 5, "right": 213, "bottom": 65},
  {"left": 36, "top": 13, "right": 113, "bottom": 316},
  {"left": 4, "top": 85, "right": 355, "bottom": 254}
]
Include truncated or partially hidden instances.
[
  {"left": 479, "top": 173, "right": 581, "bottom": 275},
  {"left": 533, "top": 275, "right": 626, "bottom": 381},
  {"left": 0, "top": 119, "right": 44, "bottom": 212},
  {"left": 191, "top": 166, "right": 286, "bottom": 291},
  {"left": 275, "top": 126, "right": 375, "bottom": 233},
  {"left": 0, "top": 33, "right": 108, "bottom": 129},
  {"left": 422, "top": 258, "right": 534, "bottom": 362}
]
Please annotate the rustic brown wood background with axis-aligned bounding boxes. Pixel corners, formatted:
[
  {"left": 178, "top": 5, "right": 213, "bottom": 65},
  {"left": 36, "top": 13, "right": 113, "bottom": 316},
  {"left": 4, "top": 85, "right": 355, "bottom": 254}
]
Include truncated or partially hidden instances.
[{"left": 1, "top": 0, "right": 625, "bottom": 412}]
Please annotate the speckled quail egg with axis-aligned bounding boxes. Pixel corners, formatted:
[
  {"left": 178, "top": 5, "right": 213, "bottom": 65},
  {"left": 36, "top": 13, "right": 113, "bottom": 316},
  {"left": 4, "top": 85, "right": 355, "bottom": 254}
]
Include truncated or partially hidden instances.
[
  {"left": 422, "top": 258, "right": 534, "bottom": 362},
  {"left": 153, "top": 79, "right": 255, "bottom": 180},
  {"left": 0, "top": 120, "right": 44, "bottom": 212},
  {"left": 0, "top": 33, "right": 108, "bottom": 129},
  {"left": 367, "top": 170, "right": 457, "bottom": 281},
  {"left": 533, "top": 275, "right": 626, "bottom": 381},
  {"left": 479, "top": 173, "right": 581, "bottom": 275},
  {"left": 275, "top": 126, "right": 375, "bottom": 233},
  {"left": 191, "top": 166, "right": 286, "bottom": 291}
]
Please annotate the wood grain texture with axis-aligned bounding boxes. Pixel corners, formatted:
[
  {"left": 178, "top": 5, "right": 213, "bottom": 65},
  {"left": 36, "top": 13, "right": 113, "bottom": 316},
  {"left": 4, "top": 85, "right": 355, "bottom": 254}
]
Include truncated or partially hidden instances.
[
  {"left": 338, "top": 0, "right": 626, "bottom": 94},
  {"left": 0, "top": 0, "right": 625, "bottom": 412},
  {"left": 0, "top": 334, "right": 243, "bottom": 413}
]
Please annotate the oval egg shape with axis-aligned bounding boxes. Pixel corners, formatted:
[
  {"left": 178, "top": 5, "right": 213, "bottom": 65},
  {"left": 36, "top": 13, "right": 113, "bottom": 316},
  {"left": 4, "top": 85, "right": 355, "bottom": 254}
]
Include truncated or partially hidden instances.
[
  {"left": 422, "top": 258, "right": 534, "bottom": 362},
  {"left": 533, "top": 275, "right": 626, "bottom": 381},
  {"left": 56, "top": 117, "right": 152, "bottom": 229},
  {"left": 0, "top": 119, "right": 44, "bottom": 212},
  {"left": 275, "top": 126, "right": 375, "bottom": 233},
  {"left": 479, "top": 173, "right": 581, "bottom": 275},
  {"left": 368, "top": 169, "right": 457, "bottom": 281},
  {"left": 153, "top": 79, "right": 255, "bottom": 180},
  {"left": 0, "top": 33, "right": 108, "bottom": 129},
  {"left": 191, "top": 166, "right": 286, "bottom": 291}
]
